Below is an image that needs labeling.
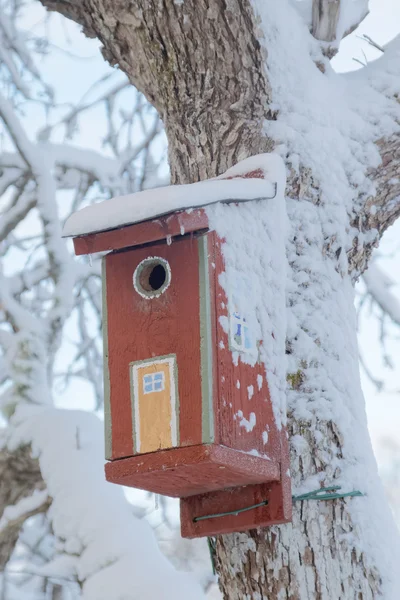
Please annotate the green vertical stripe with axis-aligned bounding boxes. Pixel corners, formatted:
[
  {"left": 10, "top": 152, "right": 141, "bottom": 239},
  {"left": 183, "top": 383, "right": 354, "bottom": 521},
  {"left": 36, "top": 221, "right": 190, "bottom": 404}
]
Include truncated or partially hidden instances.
[
  {"left": 198, "top": 235, "right": 214, "bottom": 443},
  {"left": 102, "top": 257, "right": 112, "bottom": 460}
]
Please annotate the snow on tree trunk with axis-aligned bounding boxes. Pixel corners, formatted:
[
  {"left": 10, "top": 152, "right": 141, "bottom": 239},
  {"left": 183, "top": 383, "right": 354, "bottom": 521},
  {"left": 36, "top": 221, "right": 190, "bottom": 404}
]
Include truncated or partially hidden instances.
[{"left": 38, "top": 0, "right": 400, "bottom": 597}]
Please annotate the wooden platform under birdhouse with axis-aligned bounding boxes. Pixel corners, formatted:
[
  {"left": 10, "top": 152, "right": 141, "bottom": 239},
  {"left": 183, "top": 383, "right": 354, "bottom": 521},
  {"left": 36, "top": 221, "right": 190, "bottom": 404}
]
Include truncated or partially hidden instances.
[
  {"left": 105, "top": 443, "right": 281, "bottom": 497},
  {"left": 106, "top": 434, "right": 291, "bottom": 538}
]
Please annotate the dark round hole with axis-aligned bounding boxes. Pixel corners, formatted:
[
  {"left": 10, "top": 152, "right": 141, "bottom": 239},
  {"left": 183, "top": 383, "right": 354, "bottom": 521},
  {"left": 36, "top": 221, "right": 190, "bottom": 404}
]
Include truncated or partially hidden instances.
[
  {"left": 135, "top": 258, "right": 171, "bottom": 297},
  {"left": 148, "top": 263, "right": 166, "bottom": 291}
]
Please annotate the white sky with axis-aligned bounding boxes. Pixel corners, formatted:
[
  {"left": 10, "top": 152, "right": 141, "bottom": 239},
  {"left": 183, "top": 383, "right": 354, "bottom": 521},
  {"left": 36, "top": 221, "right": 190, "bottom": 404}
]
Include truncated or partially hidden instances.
[{"left": 12, "top": 0, "right": 400, "bottom": 464}]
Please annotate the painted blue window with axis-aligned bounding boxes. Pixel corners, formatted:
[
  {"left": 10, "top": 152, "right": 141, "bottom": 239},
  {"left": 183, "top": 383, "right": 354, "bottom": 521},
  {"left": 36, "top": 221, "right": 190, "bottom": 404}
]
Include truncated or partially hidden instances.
[
  {"left": 230, "top": 312, "right": 252, "bottom": 352},
  {"left": 143, "top": 371, "right": 165, "bottom": 394}
]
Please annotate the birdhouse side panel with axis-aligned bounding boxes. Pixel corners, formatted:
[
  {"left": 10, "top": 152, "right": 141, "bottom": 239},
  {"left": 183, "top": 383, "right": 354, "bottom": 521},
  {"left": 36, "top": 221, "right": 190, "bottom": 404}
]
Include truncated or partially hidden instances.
[
  {"left": 104, "top": 236, "right": 211, "bottom": 460},
  {"left": 212, "top": 236, "right": 281, "bottom": 462}
]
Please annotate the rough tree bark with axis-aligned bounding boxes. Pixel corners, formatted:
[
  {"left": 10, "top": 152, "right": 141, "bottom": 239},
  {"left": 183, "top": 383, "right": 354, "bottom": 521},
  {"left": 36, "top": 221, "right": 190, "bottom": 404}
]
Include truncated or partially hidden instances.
[
  {"left": 312, "top": 0, "right": 341, "bottom": 43},
  {"left": 0, "top": 446, "right": 46, "bottom": 569},
  {"left": 37, "top": 1, "right": 400, "bottom": 598}
]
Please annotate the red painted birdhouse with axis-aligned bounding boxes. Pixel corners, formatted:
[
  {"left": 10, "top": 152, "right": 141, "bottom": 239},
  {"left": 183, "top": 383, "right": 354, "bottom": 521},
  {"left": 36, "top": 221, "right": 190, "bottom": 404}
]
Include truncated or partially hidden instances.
[{"left": 64, "top": 155, "right": 292, "bottom": 538}]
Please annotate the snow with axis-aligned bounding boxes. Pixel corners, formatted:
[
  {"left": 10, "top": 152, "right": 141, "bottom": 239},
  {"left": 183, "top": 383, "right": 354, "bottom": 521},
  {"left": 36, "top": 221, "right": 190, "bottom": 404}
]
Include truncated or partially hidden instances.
[
  {"left": 8, "top": 406, "right": 205, "bottom": 600},
  {"left": 206, "top": 153, "right": 287, "bottom": 428},
  {"left": 63, "top": 175, "right": 277, "bottom": 237},
  {"left": 236, "top": 411, "right": 257, "bottom": 433},
  {"left": 45, "top": 143, "right": 121, "bottom": 186},
  {"left": 247, "top": 1, "right": 400, "bottom": 596},
  {"left": 0, "top": 91, "right": 76, "bottom": 335},
  {"left": 336, "top": 0, "right": 369, "bottom": 40},
  {"left": 2, "top": 1, "right": 400, "bottom": 596},
  {"left": 289, "top": 0, "right": 313, "bottom": 28},
  {"left": 363, "top": 262, "right": 400, "bottom": 326},
  {"left": 0, "top": 489, "right": 48, "bottom": 533}
]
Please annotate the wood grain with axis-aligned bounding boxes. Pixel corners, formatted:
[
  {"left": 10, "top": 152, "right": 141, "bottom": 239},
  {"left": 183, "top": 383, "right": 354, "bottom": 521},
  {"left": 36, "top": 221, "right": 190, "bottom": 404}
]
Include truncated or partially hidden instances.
[
  {"left": 177, "top": 228, "right": 292, "bottom": 538},
  {"left": 132, "top": 359, "right": 175, "bottom": 453},
  {"left": 98, "top": 208, "right": 291, "bottom": 537},
  {"left": 105, "top": 235, "right": 203, "bottom": 459},
  {"left": 72, "top": 209, "right": 208, "bottom": 255},
  {"left": 181, "top": 477, "right": 290, "bottom": 538},
  {"left": 105, "top": 443, "right": 280, "bottom": 498},
  {"left": 210, "top": 234, "right": 283, "bottom": 463}
]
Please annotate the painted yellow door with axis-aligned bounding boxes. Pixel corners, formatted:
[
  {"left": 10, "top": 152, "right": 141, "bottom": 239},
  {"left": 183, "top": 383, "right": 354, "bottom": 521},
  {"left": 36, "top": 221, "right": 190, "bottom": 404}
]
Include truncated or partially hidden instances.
[{"left": 131, "top": 357, "right": 177, "bottom": 454}]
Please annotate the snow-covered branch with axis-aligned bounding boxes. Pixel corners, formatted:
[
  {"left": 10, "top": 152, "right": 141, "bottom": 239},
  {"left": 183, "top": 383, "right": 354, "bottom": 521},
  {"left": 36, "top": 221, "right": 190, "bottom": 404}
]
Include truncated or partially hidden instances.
[
  {"left": 7, "top": 407, "right": 205, "bottom": 600},
  {"left": 0, "top": 4, "right": 209, "bottom": 598},
  {"left": 344, "top": 36, "right": 400, "bottom": 272},
  {"left": 0, "top": 445, "right": 45, "bottom": 570},
  {"left": 0, "top": 490, "right": 50, "bottom": 570},
  {"left": 288, "top": 0, "right": 369, "bottom": 51},
  {"left": 363, "top": 262, "right": 400, "bottom": 327}
]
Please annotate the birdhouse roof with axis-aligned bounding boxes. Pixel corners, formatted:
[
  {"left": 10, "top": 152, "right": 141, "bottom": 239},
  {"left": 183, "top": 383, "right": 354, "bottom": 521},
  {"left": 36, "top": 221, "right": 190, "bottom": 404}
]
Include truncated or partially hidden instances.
[
  {"left": 62, "top": 155, "right": 279, "bottom": 239},
  {"left": 63, "top": 178, "right": 276, "bottom": 239},
  {"left": 64, "top": 154, "right": 286, "bottom": 257}
]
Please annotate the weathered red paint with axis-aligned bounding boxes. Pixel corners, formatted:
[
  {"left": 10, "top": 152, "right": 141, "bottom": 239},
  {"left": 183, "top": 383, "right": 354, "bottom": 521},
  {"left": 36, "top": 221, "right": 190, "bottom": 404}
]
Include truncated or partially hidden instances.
[
  {"left": 72, "top": 209, "right": 208, "bottom": 255},
  {"left": 105, "top": 444, "right": 280, "bottom": 498},
  {"left": 105, "top": 235, "right": 204, "bottom": 459},
  {"left": 176, "top": 232, "right": 292, "bottom": 537},
  {"left": 180, "top": 430, "right": 292, "bottom": 538}
]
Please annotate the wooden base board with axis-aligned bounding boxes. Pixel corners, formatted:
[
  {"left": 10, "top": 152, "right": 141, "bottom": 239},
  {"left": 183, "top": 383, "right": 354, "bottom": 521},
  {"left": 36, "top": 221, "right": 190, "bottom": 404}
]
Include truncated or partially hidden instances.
[
  {"left": 105, "top": 444, "right": 280, "bottom": 498},
  {"left": 180, "top": 476, "right": 292, "bottom": 538}
]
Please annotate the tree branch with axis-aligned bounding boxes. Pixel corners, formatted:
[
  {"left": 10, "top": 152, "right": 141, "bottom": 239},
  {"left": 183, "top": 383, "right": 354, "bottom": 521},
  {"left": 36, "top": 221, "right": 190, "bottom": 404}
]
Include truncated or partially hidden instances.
[
  {"left": 37, "top": 0, "right": 272, "bottom": 181},
  {"left": 0, "top": 446, "right": 46, "bottom": 570},
  {"left": 345, "top": 36, "right": 400, "bottom": 274},
  {"left": 312, "top": 0, "right": 368, "bottom": 47},
  {"left": 368, "top": 134, "right": 400, "bottom": 232},
  {"left": 363, "top": 262, "right": 400, "bottom": 327},
  {"left": 312, "top": 0, "right": 341, "bottom": 43}
]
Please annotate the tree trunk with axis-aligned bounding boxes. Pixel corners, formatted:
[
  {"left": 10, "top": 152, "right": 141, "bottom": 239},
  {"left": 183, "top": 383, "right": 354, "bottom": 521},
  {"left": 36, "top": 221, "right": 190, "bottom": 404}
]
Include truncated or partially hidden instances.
[{"left": 38, "top": 0, "right": 400, "bottom": 598}]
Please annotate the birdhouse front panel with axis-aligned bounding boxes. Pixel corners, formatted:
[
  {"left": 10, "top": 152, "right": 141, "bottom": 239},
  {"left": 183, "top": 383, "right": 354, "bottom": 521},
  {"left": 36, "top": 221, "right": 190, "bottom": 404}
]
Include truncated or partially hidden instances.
[{"left": 103, "top": 234, "right": 211, "bottom": 463}]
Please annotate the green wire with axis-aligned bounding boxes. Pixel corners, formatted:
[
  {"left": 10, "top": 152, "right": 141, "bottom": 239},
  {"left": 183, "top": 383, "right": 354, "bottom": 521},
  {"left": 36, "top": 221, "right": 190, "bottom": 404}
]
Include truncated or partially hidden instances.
[
  {"left": 195, "top": 486, "right": 363, "bottom": 524},
  {"left": 292, "top": 486, "right": 364, "bottom": 502},
  {"left": 193, "top": 500, "right": 268, "bottom": 522},
  {"left": 202, "top": 485, "right": 363, "bottom": 575}
]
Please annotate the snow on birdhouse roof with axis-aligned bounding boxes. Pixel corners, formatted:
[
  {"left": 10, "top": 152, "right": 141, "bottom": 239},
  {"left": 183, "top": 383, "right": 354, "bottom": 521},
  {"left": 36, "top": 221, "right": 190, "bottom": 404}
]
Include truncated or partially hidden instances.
[{"left": 62, "top": 154, "right": 281, "bottom": 238}]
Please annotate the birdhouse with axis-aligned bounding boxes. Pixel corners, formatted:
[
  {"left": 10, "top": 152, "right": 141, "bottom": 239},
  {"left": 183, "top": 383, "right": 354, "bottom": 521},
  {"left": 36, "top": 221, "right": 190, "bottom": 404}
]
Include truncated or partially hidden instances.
[{"left": 64, "top": 155, "right": 292, "bottom": 538}]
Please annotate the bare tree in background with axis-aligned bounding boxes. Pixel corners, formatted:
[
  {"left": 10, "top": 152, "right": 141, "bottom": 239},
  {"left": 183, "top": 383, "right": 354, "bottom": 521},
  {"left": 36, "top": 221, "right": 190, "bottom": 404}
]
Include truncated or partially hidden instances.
[{"left": 0, "top": 3, "right": 214, "bottom": 598}]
